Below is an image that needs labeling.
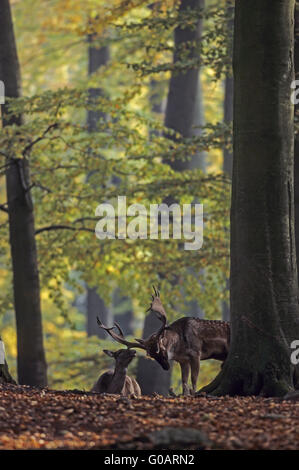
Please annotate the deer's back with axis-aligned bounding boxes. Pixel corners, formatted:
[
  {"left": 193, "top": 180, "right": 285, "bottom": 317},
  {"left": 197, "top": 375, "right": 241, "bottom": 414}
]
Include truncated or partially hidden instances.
[
  {"left": 91, "top": 370, "right": 114, "bottom": 393},
  {"left": 91, "top": 371, "right": 141, "bottom": 397},
  {"left": 170, "top": 317, "right": 230, "bottom": 339},
  {"left": 169, "top": 317, "right": 230, "bottom": 360}
]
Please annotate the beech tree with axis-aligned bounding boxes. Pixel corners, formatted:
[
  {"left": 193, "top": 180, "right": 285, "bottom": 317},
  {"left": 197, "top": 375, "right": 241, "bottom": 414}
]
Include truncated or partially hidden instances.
[
  {"left": 137, "top": 0, "right": 205, "bottom": 395},
  {"left": 86, "top": 31, "right": 111, "bottom": 339},
  {"left": 201, "top": 0, "right": 299, "bottom": 396},
  {"left": 0, "top": 0, "right": 231, "bottom": 389},
  {"left": 294, "top": 1, "right": 299, "bottom": 276},
  {"left": 0, "top": 0, "right": 47, "bottom": 386}
]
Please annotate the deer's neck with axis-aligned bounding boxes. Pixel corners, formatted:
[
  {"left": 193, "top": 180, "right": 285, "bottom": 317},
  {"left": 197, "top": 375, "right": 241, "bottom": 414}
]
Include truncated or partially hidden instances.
[
  {"left": 163, "top": 330, "right": 180, "bottom": 359},
  {"left": 109, "top": 367, "right": 127, "bottom": 394}
]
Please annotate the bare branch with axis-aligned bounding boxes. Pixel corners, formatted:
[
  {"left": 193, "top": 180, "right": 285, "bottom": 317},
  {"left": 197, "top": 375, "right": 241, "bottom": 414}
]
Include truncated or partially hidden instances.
[{"left": 35, "top": 225, "right": 95, "bottom": 235}]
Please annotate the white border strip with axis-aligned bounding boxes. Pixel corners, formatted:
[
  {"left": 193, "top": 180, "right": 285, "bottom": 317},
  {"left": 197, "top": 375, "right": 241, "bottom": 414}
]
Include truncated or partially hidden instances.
[{"left": 0, "top": 340, "right": 5, "bottom": 365}]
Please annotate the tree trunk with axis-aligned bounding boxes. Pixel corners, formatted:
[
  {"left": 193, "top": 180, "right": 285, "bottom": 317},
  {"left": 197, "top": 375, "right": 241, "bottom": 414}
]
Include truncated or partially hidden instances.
[
  {"left": 223, "top": 2, "right": 234, "bottom": 178},
  {"left": 294, "top": 1, "right": 299, "bottom": 282},
  {"left": 139, "top": 0, "right": 205, "bottom": 394},
  {"left": 136, "top": 77, "right": 171, "bottom": 395},
  {"left": 223, "top": 74, "right": 234, "bottom": 176},
  {"left": 164, "top": 0, "right": 204, "bottom": 171},
  {"left": 113, "top": 289, "right": 134, "bottom": 336},
  {"left": 0, "top": 337, "right": 15, "bottom": 384},
  {"left": 201, "top": 0, "right": 299, "bottom": 397},
  {"left": 136, "top": 312, "right": 173, "bottom": 395},
  {"left": 164, "top": 0, "right": 205, "bottom": 317},
  {"left": 87, "top": 287, "right": 110, "bottom": 338},
  {"left": 189, "top": 75, "right": 206, "bottom": 172},
  {"left": 0, "top": 0, "right": 47, "bottom": 386},
  {"left": 222, "top": 3, "right": 234, "bottom": 322},
  {"left": 86, "top": 35, "right": 111, "bottom": 337}
]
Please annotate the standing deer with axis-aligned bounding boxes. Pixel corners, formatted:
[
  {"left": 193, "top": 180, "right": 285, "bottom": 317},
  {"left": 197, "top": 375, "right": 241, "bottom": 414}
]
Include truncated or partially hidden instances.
[
  {"left": 91, "top": 348, "right": 141, "bottom": 397},
  {"left": 97, "top": 286, "right": 230, "bottom": 395}
]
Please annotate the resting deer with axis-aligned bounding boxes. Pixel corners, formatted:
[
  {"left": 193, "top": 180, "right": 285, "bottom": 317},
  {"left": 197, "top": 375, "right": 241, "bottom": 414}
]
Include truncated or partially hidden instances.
[
  {"left": 91, "top": 348, "right": 141, "bottom": 397},
  {"left": 97, "top": 286, "right": 230, "bottom": 395}
]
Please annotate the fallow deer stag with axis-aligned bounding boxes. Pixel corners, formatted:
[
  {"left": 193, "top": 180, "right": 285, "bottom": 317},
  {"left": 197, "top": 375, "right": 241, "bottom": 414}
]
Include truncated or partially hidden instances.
[
  {"left": 91, "top": 346, "right": 141, "bottom": 397},
  {"left": 97, "top": 287, "right": 230, "bottom": 395}
]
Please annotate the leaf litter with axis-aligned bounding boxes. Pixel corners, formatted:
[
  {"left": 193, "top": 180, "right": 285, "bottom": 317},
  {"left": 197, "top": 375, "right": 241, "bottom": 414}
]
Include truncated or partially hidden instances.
[{"left": 0, "top": 384, "right": 298, "bottom": 450}]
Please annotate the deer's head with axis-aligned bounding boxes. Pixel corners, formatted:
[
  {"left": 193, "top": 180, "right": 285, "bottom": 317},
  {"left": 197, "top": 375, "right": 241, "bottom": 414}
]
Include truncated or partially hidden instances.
[
  {"left": 97, "top": 286, "right": 170, "bottom": 371},
  {"left": 103, "top": 348, "right": 137, "bottom": 368}
]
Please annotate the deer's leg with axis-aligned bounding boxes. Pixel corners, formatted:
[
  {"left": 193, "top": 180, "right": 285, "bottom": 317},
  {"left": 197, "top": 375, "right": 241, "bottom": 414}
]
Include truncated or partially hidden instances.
[
  {"left": 180, "top": 361, "right": 190, "bottom": 396},
  {"left": 190, "top": 355, "right": 200, "bottom": 395}
]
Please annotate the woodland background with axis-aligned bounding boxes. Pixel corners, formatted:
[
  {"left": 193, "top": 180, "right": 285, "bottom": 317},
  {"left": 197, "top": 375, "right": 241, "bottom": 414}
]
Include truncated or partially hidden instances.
[{"left": 0, "top": 0, "right": 232, "bottom": 393}]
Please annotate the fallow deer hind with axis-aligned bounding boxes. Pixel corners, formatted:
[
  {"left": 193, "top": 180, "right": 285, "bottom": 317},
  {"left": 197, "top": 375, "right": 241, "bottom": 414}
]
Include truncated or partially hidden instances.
[
  {"left": 97, "top": 286, "right": 230, "bottom": 395},
  {"left": 91, "top": 348, "right": 141, "bottom": 397}
]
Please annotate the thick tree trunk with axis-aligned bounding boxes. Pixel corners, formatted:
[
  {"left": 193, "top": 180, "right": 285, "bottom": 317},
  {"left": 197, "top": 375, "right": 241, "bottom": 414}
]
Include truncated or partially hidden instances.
[
  {"left": 136, "top": 312, "right": 172, "bottom": 395},
  {"left": 0, "top": 0, "right": 47, "bottom": 386},
  {"left": 86, "top": 36, "right": 111, "bottom": 337},
  {"left": 294, "top": 1, "right": 299, "bottom": 281},
  {"left": 201, "top": 0, "right": 299, "bottom": 397}
]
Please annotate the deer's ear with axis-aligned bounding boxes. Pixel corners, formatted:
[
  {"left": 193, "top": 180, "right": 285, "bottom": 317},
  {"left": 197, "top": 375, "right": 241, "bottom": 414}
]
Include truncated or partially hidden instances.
[{"left": 103, "top": 349, "right": 114, "bottom": 358}]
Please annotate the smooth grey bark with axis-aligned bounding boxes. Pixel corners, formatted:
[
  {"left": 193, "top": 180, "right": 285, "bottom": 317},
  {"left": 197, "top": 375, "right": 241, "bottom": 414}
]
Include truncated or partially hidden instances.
[
  {"left": 0, "top": 0, "right": 47, "bottom": 386},
  {"left": 136, "top": 312, "right": 173, "bottom": 395},
  {"left": 201, "top": 0, "right": 299, "bottom": 397},
  {"left": 113, "top": 289, "right": 134, "bottom": 336},
  {"left": 87, "top": 288, "right": 110, "bottom": 338},
  {"left": 164, "top": 0, "right": 205, "bottom": 172},
  {"left": 86, "top": 35, "right": 111, "bottom": 337},
  {"left": 164, "top": 0, "right": 205, "bottom": 316},
  {"left": 189, "top": 76, "right": 206, "bottom": 172},
  {"left": 186, "top": 75, "right": 206, "bottom": 319},
  {"left": 85, "top": 36, "right": 134, "bottom": 338},
  {"left": 86, "top": 38, "right": 109, "bottom": 132}
]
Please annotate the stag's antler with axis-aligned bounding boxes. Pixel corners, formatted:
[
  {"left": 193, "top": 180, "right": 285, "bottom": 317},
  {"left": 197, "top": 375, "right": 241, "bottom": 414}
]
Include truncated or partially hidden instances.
[
  {"left": 153, "top": 285, "right": 160, "bottom": 297},
  {"left": 96, "top": 316, "right": 147, "bottom": 350},
  {"left": 146, "top": 286, "right": 168, "bottom": 335}
]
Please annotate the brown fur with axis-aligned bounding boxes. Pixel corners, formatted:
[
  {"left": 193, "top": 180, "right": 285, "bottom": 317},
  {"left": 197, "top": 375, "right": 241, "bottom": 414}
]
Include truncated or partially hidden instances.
[
  {"left": 97, "top": 289, "right": 230, "bottom": 396},
  {"left": 91, "top": 349, "right": 141, "bottom": 397},
  {"left": 138, "top": 296, "right": 230, "bottom": 395}
]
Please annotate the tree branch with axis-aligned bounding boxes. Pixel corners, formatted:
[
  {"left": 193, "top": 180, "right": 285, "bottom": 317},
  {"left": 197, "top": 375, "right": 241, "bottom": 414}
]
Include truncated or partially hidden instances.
[{"left": 35, "top": 225, "right": 95, "bottom": 235}]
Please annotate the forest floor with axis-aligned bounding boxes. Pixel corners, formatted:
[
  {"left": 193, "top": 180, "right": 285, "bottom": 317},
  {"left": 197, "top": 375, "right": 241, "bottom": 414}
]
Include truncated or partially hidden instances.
[{"left": 0, "top": 383, "right": 299, "bottom": 450}]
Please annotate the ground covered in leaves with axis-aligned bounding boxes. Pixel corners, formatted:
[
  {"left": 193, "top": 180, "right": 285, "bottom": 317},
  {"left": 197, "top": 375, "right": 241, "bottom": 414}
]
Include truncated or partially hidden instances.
[{"left": 0, "top": 384, "right": 298, "bottom": 450}]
